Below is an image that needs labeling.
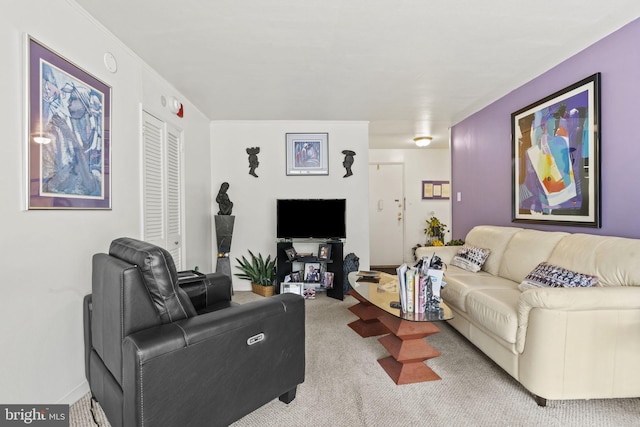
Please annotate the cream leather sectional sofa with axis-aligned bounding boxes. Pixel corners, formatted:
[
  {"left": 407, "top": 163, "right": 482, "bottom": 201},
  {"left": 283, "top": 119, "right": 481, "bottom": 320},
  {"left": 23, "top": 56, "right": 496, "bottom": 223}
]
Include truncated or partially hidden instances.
[{"left": 415, "top": 225, "right": 640, "bottom": 406}]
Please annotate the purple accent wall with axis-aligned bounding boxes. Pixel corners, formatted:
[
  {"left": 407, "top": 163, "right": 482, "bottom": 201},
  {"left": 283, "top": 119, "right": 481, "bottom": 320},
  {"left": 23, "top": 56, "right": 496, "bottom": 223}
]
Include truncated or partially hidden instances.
[{"left": 451, "top": 18, "right": 640, "bottom": 239}]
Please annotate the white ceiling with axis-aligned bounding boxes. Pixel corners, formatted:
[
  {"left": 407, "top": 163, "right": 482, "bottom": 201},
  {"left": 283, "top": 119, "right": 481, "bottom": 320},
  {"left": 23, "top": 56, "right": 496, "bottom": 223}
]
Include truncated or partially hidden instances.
[{"left": 75, "top": 0, "right": 640, "bottom": 149}]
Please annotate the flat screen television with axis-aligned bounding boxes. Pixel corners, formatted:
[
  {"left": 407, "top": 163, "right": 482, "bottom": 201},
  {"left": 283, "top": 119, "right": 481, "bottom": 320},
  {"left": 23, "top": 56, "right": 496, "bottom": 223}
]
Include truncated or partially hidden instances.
[{"left": 277, "top": 199, "right": 346, "bottom": 240}]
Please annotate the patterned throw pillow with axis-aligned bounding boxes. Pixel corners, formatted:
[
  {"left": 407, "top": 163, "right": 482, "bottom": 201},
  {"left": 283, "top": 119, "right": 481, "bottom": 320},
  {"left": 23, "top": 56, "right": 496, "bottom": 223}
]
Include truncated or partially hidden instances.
[
  {"left": 519, "top": 262, "right": 599, "bottom": 291},
  {"left": 450, "top": 244, "right": 491, "bottom": 273}
]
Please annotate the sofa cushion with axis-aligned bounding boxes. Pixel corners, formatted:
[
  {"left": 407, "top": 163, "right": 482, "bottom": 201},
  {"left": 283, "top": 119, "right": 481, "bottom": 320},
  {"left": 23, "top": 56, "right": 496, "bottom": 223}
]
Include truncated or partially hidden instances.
[
  {"left": 464, "top": 226, "right": 523, "bottom": 275},
  {"left": 450, "top": 244, "right": 491, "bottom": 272},
  {"left": 518, "top": 262, "right": 599, "bottom": 291},
  {"left": 548, "top": 233, "right": 640, "bottom": 287},
  {"left": 465, "top": 288, "right": 521, "bottom": 345},
  {"left": 441, "top": 266, "right": 519, "bottom": 313},
  {"left": 498, "top": 229, "right": 569, "bottom": 283}
]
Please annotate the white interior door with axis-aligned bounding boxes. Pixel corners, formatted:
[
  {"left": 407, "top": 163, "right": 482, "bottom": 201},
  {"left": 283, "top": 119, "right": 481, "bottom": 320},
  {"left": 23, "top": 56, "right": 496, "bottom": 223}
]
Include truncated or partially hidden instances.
[{"left": 369, "top": 163, "right": 404, "bottom": 266}]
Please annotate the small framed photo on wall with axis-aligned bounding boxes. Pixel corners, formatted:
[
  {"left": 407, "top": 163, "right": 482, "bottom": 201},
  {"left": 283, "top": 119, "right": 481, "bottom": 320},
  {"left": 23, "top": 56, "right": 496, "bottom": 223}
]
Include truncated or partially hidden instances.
[{"left": 286, "top": 133, "right": 329, "bottom": 175}]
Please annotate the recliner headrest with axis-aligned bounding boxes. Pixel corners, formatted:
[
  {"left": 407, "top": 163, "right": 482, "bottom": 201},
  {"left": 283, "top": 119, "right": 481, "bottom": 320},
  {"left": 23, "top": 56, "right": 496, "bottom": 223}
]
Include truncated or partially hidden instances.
[{"left": 109, "top": 237, "right": 194, "bottom": 323}]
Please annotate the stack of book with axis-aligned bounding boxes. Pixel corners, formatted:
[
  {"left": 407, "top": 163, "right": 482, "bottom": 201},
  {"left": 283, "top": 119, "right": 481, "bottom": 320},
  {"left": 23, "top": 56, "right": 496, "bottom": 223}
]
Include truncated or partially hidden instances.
[{"left": 396, "top": 256, "right": 445, "bottom": 314}]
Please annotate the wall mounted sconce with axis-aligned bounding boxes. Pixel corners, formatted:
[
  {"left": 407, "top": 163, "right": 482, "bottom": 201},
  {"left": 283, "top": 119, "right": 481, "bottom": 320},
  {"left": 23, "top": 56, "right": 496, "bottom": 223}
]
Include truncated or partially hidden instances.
[{"left": 414, "top": 136, "right": 433, "bottom": 147}]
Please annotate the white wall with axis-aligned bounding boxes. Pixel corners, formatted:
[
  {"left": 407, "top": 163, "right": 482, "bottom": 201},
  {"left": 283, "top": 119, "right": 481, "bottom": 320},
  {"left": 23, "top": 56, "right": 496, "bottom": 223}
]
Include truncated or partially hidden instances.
[
  {"left": 211, "top": 121, "right": 371, "bottom": 290},
  {"left": 369, "top": 148, "right": 452, "bottom": 262},
  {"left": 0, "top": 0, "right": 212, "bottom": 404}
]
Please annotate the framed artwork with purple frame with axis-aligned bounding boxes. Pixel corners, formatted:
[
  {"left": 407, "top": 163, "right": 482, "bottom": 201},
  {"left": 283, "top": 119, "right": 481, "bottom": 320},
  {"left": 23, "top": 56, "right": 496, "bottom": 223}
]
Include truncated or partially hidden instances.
[
  {"left": 27, "top": 36, "right": 111, "bottom": 209},
  {"left": 511, "top": 73, "right": 600, "bottom": 227},
  {"left": 422, "top": 180, "right": 450, "bottom": 200}
]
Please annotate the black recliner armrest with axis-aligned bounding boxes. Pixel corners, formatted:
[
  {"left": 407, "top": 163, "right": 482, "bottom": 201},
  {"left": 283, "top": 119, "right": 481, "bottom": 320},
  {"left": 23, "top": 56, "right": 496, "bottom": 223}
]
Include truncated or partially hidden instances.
[
  {"left": 121, "top": 293, "right": 305, "bottom": 427},
  {"left": 178, "top": 272, "right": 233, "bottom": 313}
]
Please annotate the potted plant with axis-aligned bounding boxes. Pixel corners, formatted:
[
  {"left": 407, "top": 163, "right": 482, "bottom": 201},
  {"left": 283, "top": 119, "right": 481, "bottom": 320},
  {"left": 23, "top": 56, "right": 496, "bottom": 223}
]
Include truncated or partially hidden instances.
[
  {"left": 424, "top": 216, "right": 449, "bottom": 245},
  {"left": 412, "top": 216, "right": 464, "bottom": 260},
  {"left": 234, "top": 251, "right": 277, "bottom": 297}
]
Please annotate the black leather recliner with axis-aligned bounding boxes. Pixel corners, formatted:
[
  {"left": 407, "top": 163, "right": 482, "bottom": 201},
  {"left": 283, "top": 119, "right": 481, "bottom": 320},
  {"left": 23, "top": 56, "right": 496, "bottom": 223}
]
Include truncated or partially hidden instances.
[{"left": 83, "top": 237, "right": 305, "bottom": 427}]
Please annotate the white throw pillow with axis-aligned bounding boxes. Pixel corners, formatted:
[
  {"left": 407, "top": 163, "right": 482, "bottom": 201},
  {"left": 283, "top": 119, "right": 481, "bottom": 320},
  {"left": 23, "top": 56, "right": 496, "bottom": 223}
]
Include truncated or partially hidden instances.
[
  {"left": 519, "top": 262, "right": 599, "bottom": 291},
  {"left": 450, "top": 244, "right": 491, "bottom": 273}
]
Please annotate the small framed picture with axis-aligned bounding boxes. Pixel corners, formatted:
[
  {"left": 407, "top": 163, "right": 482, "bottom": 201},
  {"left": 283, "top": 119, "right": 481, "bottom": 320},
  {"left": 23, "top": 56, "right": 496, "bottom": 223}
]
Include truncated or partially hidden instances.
[
  {"left": 281, "top": 282, "right": 304, "bottom": 296},
  {"left": 286, "top": 133, "right": 329, "bottom": 176},
  {"left": 318, "top": 243, "right": 331, "bottom": 260},
  {"left": 287, "top": 271, "right": 301, "bottom": 282},
  {"left": 285, "top": 247, "right": 297, "bottom": 261},
  {"left": 304, "top": 262, "right": 321, "bottom": 282},
  {"left": 322, "top": 272, "right": 335, "bottom": 289}
]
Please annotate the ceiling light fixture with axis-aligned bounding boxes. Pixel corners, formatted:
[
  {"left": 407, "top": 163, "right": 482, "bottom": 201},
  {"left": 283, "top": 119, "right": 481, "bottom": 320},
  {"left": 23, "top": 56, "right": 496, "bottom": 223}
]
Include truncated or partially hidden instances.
[{"left": 413, "top": 136, "right": 432, "bottom": 147}]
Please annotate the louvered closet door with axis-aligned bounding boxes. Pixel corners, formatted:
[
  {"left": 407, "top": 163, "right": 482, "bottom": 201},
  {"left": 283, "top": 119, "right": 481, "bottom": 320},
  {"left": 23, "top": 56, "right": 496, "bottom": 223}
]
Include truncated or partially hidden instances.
[
  {"left": 142, "top": 111, "right": 184, "bottom": 268},
  {"left": 166, "top": 126, "right": 183, "bottom": 265}
]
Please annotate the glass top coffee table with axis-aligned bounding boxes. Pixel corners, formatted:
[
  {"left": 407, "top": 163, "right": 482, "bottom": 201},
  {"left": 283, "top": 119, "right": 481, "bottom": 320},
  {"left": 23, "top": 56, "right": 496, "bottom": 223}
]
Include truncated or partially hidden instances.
[{"left": 347, "top": 271, "right": 453, "bottom": 385}]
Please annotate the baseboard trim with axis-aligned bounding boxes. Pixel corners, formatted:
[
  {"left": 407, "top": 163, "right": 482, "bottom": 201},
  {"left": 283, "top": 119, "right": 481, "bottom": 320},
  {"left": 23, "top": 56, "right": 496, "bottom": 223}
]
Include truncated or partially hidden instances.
[{"left": 58, "top": 380, "right": 90, "bottom": 405}]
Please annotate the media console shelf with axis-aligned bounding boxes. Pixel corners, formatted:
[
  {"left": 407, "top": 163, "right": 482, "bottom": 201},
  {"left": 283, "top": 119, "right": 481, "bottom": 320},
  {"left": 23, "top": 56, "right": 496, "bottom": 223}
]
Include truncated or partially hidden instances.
[{"left": 276, "top": 240, "right": 344, "bottom": 300}]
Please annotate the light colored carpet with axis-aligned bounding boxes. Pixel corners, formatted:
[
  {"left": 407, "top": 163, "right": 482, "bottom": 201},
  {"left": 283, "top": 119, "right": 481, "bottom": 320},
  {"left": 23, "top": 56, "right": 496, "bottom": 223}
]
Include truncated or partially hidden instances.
[{"left": 72, "top": 292, "right": 640, "bottom": 427}]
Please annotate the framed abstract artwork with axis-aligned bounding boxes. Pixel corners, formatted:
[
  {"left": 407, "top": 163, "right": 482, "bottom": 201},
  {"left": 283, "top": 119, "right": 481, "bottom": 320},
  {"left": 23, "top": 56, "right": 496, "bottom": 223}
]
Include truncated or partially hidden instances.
[
  {"left": 285, "top": 133, "right": 329, "bottom": 175},
  {"left": 511, "top": 73, "right": 600, "bottom": 227},
  {"left": 27, "top": 36, "right": 111, "bottom": 209}
]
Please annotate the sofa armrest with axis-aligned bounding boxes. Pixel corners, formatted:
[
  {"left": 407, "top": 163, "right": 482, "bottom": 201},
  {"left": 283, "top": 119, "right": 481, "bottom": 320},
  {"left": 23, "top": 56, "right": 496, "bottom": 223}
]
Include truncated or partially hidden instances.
[
  {"left": 516, "top": 286, "right": 640, "bottom": 400},
  {"left": 414, "top": 245, "right": 460, "bottom": 265},
  {"left": 121, "top": 293, "right": 305, "bottom": 426},
  {"left": 516, "top": 286, "right": 640, "bottom": 353}
]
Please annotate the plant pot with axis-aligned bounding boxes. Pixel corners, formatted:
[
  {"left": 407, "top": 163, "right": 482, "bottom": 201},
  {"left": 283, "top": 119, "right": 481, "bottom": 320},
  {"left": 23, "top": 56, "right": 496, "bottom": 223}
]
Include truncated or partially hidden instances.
[{"left": 251, "top": 282, "right": 275, "bottom": 297}]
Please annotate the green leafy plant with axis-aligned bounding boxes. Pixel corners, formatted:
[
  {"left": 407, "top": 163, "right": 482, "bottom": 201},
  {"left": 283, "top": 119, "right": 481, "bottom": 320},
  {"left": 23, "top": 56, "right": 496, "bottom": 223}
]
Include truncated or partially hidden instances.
[
  {"left": 412, "top": 216, "right": 462, "bottom": 259},
  {"left": 446, "top": 239, "right": 465, "bottom": 246},
  {"left": 424, "top": 216, "right": 448, "bottom": 244},
  {"left": 234, "top": 251, "right": 276, "bottom": 286}
]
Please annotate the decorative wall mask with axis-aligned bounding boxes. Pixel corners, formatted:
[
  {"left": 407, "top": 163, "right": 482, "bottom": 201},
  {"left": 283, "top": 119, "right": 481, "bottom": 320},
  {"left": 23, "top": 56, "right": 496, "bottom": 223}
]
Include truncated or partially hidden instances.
[
  {"left": 342, "top": 150, "right": 356, "bottom": 177},
  {"left": 246, "top": 147, "right": 260, "bottom": 177}
]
